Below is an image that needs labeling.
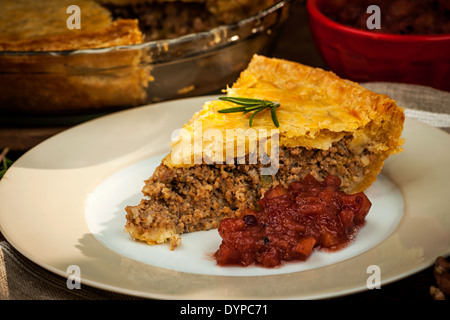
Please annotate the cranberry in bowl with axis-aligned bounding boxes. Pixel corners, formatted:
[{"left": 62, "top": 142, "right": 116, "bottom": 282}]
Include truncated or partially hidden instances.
[{"left": 307, "top": 0, "right": 450, "bottom": 91}]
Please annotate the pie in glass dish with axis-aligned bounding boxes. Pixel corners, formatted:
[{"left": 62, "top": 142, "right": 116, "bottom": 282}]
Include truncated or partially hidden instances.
[
  {"left": 0, "top": 0, "right": 282, "bottom": 114},
  {"left": 0, "top": 0, "right": 148, "bottom": 114}
]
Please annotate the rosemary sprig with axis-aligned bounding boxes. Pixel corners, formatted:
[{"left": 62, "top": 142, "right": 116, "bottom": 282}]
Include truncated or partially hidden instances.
[
  {"left": 0, "top": 148, "right": 12, "bottom": 180},
  {"left": 218, "top": 97, "right": 280, "bottom": 127}
]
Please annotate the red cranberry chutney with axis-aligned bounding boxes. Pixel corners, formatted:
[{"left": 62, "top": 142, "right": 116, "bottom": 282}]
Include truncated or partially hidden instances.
[{"left": 215, "top": 174, "right": 372, "bottom": 268}]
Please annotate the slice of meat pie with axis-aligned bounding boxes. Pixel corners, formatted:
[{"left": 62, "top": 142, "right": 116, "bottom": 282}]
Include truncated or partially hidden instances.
[{"left": 125, "top": 54, "right": 405, "bottom": 249}]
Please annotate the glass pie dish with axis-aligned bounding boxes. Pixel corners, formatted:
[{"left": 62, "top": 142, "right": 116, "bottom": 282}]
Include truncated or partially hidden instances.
[{"left": 0, "top": 1, "right": 291, "bottom": 116}]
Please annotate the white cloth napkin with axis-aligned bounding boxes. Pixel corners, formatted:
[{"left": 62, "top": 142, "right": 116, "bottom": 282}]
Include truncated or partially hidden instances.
[{"left": 362, "top": 82, "right": 450, "bottom": 133}]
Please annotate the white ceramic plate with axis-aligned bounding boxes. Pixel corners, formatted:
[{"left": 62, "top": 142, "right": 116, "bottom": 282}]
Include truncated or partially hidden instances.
[{"left": 1, "top": 95, "right": 450, "bottom": 299}]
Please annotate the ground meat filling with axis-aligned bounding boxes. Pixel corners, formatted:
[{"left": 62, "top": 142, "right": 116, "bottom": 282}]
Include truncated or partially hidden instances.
[
  {"left": 276, "top": 136, "right": 375, "bottom": 192},
  {"left": 105, "top": 2, "right": 217, "bottom": 41},
  {"left": 125, "top": 136, "right": 376, "bottom": 245}
]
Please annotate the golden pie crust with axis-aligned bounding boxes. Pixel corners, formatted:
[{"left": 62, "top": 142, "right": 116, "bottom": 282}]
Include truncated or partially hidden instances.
[{"left": 0, "top": 0, "right": 143, "bottom": 51}]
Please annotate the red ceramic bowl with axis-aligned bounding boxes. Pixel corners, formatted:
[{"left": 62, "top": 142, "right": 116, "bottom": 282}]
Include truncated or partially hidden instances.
[{"left": 307, "top": 0, "right": 450, "bottom": 91}]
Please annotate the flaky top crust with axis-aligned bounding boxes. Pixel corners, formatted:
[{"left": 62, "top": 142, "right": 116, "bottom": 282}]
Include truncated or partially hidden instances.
[
  {"left": 164, "top": 55, "right": 405, "bottom": 167},
  {"left": 0, "top": 0, "right": 142, "bottom": 51}
]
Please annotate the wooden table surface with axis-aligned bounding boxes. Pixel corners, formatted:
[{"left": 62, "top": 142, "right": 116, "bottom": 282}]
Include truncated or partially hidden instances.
[{"left": 0, "top": 1, "right": 444, "bottom": 300}]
